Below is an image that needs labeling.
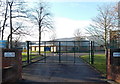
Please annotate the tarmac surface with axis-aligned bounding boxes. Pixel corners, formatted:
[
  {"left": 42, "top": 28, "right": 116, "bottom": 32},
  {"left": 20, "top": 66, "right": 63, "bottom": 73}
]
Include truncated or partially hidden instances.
[{"left": 18, "top": 53, "right": 109, "bottom": 84}]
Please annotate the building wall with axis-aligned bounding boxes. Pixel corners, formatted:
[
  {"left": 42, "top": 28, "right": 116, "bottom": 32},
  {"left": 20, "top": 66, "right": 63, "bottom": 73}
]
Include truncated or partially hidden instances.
[
  {"left": 29, "top": 41, "right": 104, "bottom": 53},
  {"left": 51, "top": 47, "right": 56, "bottom": 52},
  {"left": 31, "top": 46, "right": 44, "bottom": 52},
  {"left": 30, "top": 46, "right": 56, "bottom": 52}
]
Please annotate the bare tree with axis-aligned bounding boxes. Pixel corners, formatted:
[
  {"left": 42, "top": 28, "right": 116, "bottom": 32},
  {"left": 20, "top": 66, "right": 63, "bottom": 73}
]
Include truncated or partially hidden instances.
[
  {"left": 86, "top": 4, "right": 118, "bottom": 51},
  {"left": 0, "top": 0, "right": 1, "bottom": 36},
  {"left": 74, "top": 29, "right": 82, "bottom": 41},
  {"left": 50, "top": 32, "right": 57, "bottom": 41},
  {"left": 0, "top": 0, "right": 31, "bottom": 48},
  {"left": 29, "top": 1, "right": 53, "bottom": 55},
  {"left": 49, "top": 32, "right": 57, "bottom": 53},
  {"left": 8, "top": 0, "right": 30, "bottom": 48},
  {"left": 0, "top": 0, "right": 9, "bottom": 40},
  {"left": 73, "top": 29, "right": 83, "bottom": 51},
  {"left": 7, "top": 22, "right": 30, "bottom": 48},
  {"left": 8, "top": 0, "right": 14, "bottom": 48}
]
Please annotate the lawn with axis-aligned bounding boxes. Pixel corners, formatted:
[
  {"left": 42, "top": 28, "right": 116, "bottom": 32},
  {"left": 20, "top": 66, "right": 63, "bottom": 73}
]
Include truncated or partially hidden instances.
[
  {"left": 22, "top": 52, "right": 42, "bottom": 61},
  {"left": 22, "top": 51, "right": 52, "bottom": 62},
  {"left": 80, "top": 54, "right": 106, "bottom": 75}
]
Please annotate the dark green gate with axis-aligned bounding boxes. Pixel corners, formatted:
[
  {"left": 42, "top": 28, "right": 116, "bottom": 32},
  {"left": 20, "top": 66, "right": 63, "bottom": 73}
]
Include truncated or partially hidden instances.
[{"left": 23, "top": 41, "right": 95, "bottom": 64}]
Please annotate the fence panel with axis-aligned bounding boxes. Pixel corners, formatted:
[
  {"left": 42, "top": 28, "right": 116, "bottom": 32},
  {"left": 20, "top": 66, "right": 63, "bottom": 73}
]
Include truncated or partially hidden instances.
[{"left": 22, "top": 41, "right": 92, "bottom": 64}]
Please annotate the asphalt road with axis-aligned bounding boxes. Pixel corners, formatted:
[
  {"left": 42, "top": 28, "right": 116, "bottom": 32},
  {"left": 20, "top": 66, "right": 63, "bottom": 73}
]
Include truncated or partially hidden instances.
[
  {"left": 18, "top": 53, "right": 109, "bottom": 84},
  {"left": 39, "top": 53, "right": 89, "bottom": 63}
]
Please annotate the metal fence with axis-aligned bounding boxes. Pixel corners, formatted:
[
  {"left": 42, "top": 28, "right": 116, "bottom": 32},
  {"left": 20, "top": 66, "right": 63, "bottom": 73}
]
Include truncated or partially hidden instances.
[{"left": 22, "top": 41, "right": 97, "bottom": 65}]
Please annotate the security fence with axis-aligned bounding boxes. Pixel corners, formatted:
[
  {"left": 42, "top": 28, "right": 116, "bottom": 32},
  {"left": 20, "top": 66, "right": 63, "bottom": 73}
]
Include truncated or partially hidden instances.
[{"left": 22, "top": 41, "right": 104, "bottom": 65}]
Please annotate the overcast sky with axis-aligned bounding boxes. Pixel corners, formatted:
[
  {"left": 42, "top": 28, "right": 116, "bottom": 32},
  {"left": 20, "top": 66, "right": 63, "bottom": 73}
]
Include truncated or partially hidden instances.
[
  {"left": 23, "top": 0, "right": 118, "bottom": 41},
  {"left": 51, "top": 2, "right": 105, "bottom": 39},
  {"left": 3, "top": 0, "right": 118, "bottom": 41}
]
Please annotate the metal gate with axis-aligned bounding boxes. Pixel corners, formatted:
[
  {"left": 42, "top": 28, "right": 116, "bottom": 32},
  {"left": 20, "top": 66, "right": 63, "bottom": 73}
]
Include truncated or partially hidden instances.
[{"left": 23, "top": 41, "right": 94, "bottom": 64}]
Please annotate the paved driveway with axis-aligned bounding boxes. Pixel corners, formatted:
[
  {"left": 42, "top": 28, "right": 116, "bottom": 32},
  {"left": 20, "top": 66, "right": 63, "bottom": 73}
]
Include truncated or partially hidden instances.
[
  {"left": 18, "top": 53, "right": 109, "bottom": 84},
  {"left": 40, "top": 53, "right": 89, "bottom": 63}
]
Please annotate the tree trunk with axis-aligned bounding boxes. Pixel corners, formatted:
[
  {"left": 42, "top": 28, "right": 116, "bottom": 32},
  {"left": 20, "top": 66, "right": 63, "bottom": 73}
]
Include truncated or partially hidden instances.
[
  {"left": 53, "top": 42, "right": 54, "bottom": 53},
  {"left": 1, "top": 2, "right": 8, "bottom": 40},
  {"left": 104, "top": 21, "right": 108, "bottom": 56},
  {"left": 9, "top": 4, "right": 13, "bottom": 49},
  {"left": 7, "top": 35, "right": 10, "bottom": 48},
  {"left": 39, "top": 26, "right": 41, "bottom": 55}
]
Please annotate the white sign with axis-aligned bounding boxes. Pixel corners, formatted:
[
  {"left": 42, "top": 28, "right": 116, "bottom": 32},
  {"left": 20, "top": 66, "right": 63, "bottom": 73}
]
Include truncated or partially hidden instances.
[
  {"left": 113, "top": 52, "right": 120, "bottom": 57},
  {"left": 4, "top": 52, "right": 15, "bottom": 57}
]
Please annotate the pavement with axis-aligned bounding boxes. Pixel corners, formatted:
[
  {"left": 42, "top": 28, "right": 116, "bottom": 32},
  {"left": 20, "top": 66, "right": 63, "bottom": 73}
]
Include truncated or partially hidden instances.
[{"left": 17, "top": 53, "right": 110, "bottom": 84}]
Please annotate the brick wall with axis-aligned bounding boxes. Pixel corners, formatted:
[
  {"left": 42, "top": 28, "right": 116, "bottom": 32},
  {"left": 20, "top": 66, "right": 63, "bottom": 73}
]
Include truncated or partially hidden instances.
[
  {"left": 2, "top": 49, "right": 22, "bottom": 83},
  {"left": 107, "top": 49, "right": 120, "bottom": 83}
]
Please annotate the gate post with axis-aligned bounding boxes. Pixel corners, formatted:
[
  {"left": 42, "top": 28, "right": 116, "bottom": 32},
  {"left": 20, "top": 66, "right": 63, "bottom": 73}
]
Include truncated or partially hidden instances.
[
  {"left": 59, "top": 41, "right": 61, "bottom": 63},
  {"left": 74, "top": 41, "right": 75, "bottom": 63},
  {"left": 90, "top": 41, "right": 94, "bottom": 64},
  {"left": 26, "top": 41, "right": 30, "bottom": 64},
  {"left": 2, "top": 49, "right": 22, "bottom": 83},
  {"left": 89, "top": 41, "right": 91, "bottom": 63},
  {"left": 0, "top": 48, "right": 2, "bottom": 84},
  {"left": 107, "top": 49, "right": 120, "bottom": 83},
  {"left": 44, "top": 42, "right": 46, "bottom": 63}
]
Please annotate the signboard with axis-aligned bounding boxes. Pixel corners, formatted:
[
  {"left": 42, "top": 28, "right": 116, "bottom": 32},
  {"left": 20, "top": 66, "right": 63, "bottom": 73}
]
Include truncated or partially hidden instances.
[
  {"left": 113, "top": 52, "right": 120, "bottom": 57},
  {"left": 0, "top": 40, "right": 7, "bottom": 48},
  {"left": 4, "top": 52, "right": 15, "bottom": 57},
  {"left": 44, "top": 47, "right": 51, "bottom": 51}
]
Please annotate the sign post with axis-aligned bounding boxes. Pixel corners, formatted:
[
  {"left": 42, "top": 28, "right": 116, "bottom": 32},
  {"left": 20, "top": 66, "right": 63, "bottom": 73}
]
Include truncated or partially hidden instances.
[
  {"left": 2, "top": 49, "right": 22, "bottom": 83},
  {"left": 107, "top": 49, "right": 120, "bottom": 83}
]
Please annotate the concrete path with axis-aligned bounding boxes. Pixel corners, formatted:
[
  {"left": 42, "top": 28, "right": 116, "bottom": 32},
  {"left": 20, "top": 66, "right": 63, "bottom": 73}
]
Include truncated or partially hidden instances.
[{"left": 18, "top": 53, "right": 109, "bottom": 84}]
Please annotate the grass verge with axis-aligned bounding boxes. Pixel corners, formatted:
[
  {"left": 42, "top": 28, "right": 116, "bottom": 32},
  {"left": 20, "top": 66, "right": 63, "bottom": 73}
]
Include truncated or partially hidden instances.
[
  {"left": 80, "top": 54, "right": 106, "bottom": 76},
  {"left": 22, "top": 53, "right": 42, "bottom": 61}
]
